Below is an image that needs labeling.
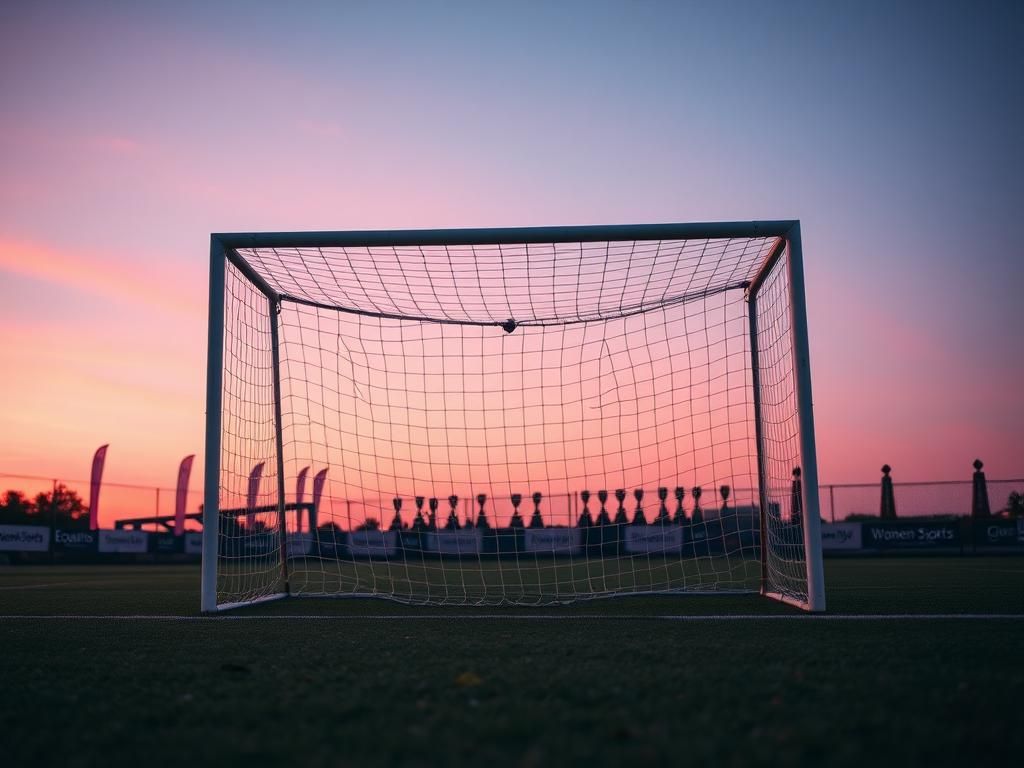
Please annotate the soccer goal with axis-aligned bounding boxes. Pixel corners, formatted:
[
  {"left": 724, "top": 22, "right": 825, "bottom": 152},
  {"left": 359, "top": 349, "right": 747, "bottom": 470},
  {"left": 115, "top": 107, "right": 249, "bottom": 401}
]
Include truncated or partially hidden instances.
[{"left": 201, "top": 222, "right": 825, "bottom": 612}]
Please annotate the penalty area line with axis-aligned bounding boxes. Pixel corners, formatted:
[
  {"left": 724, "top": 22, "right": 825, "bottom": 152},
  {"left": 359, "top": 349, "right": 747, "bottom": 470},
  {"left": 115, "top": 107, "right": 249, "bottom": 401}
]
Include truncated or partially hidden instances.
[{"left": 1, "top": 613, "right": 1023, "bottom": 621}]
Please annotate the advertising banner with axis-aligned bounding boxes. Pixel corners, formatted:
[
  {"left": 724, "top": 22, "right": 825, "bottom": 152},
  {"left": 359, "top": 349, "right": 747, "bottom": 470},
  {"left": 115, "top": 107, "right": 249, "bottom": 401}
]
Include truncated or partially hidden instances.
[
  {"left": 99, "top": 530, "right": 149, "bottom": 553},
  {"left": 523, "top": 527, "right": 580, "bottom": 554},
  {"left": 820, "top": 523, "right": 863, "bottom": 551},
  {"left": 314, "top": 529, "right": 344, "bottom": 557},
  {"left": 625, "top": 525, "right": 684, "bottom": 553},
  {"left": 241, "top": 534, "right": 277, "bottom": 556},
  {"left": 688, "top": 524, "right": 710, "bottom": 543},
  {"left": 53, "top": 528, "right": 97, "bottom": 553},
  {"left": 184, "top": 532, "right": 204, "bottom": 555},
  {"left": 347, "top": 530, "right": 397, "bottom": 557},
  {"left": 861, "top": 521, "right": 961, "bottom": 550},
  {"left": 972, "top": 519, "right": 1024, "bottom": 550},
  {"left": 286, "top": 533, "right": 314, "bottom": 556},
  {"left": 424, "top": 530, "right": 483, "bottom": 555},
  {"left": 153, "top": 534, "right": 182, "bottom": 555},
  {"left": 398, "top": 531, "right": 422, "bottom": 550},
  {"left": 0, "top": 525, "right": 50, "bottom": 552}
]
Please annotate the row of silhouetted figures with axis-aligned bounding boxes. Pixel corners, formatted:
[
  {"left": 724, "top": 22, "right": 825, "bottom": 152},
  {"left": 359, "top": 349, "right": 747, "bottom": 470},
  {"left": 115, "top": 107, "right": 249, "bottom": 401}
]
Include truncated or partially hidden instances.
[{"left": 387, "top": 485, "right": 745, "bottom": 532}]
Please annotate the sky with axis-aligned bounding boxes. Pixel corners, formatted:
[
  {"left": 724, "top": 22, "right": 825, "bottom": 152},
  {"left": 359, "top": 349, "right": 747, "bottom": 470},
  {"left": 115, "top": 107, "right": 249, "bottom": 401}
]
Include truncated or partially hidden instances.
[{"left": 1, "top": 0, "right": 1022, "bottom": 524}]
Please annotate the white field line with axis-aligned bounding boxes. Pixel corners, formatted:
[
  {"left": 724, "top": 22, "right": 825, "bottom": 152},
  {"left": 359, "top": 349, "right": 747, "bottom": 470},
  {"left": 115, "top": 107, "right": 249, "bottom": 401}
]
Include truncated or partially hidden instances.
[
  {"left": 0, "top": 581, "right": 95, "bottom": 591},
  {"left": 1, "top": 614, "right": 1023, "bottom": 621}
]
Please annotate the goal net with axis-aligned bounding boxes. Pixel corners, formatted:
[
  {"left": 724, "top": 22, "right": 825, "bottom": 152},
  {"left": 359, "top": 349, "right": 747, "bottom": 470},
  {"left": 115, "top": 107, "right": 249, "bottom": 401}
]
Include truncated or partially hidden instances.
[{"left": 201, "top": 222, "right": 825, "bottom": 612}]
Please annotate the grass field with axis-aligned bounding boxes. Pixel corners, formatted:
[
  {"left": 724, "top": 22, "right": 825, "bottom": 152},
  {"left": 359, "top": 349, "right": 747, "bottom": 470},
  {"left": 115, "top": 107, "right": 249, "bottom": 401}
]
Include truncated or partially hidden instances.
[
  {"left": 233, "top": 555, "right": 766, "bottom": 606},
  {"left": 2, "top": 558, "right": 1023, "bottom": 767}
]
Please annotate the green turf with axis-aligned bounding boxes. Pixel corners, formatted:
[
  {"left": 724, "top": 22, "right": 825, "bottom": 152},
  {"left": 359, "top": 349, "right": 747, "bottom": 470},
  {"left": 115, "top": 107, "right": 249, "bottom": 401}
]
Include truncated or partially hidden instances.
[
  {"left": 1, "top": 558, "right": 1023, "bottom": 767},
  {"left": 229, "top": 555, "right": 765, "bottom": 607}
]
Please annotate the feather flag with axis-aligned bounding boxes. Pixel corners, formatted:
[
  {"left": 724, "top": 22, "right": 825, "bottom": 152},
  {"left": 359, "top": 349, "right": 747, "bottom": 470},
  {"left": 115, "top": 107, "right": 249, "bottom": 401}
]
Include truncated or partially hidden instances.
[
  {"left": 295, "top": 466, "right": 310, "bottom": 533},
  {"left": 88, "top": 444, "right": 109, "bottom": 531},
  {"left": 174, "top": 455, "right": 195, "bottom": 536},
  {"left": 311, "top": 468, "right": 328, "bottom": 531},
  {"left": 246, "top": 462, "right": 265, "bottom": 528}
]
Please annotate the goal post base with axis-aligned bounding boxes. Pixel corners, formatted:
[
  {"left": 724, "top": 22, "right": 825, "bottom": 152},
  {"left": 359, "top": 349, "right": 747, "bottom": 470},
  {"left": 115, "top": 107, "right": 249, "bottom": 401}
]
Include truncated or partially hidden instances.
[
  {"left": 206, "top": 588, "right": 823, "bottom": 613},
  {"left": 204, "top": 592, "right": 289, "bottom": 614},
  {"left": 763, "top": 590, "right": 823, "bottom": 613},
  {"left": 285, "top": 588, "right": 763, "bottom": 608}
]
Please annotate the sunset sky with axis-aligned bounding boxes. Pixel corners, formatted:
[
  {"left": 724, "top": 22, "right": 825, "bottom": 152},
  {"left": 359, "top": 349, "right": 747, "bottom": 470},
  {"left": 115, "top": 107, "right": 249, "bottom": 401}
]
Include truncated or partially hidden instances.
[{"left": 1, "top": 1, "right": 1021, "bottom": 523}]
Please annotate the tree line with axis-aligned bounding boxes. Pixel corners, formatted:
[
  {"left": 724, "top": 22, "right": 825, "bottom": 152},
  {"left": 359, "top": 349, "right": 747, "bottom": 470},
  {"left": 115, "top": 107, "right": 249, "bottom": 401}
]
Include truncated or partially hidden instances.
[{"left": 0, "top": 485, "right": 89, "bottom": 527}]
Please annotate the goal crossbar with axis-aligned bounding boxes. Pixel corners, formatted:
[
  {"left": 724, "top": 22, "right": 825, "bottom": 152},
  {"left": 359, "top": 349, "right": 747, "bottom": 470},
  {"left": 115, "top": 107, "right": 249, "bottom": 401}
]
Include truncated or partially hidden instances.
[{"left": 213, "top": 220, "right": 799, "bottom": 255}]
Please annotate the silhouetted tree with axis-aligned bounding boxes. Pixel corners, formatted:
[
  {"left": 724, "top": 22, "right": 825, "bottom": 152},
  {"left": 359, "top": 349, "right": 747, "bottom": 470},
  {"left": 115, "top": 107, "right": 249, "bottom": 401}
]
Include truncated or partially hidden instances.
[
  {"left": 32, "top": 484, "right": 87, "bottom": 528},
  {"left": 0, "top": 490, "right": 37, "bottom": 524},
  {"left": 1007, "top": 491, "right": 1024, "bottom": 519},
  {"left": 315, "top": 521, "right": 344, "bottom": 545}
]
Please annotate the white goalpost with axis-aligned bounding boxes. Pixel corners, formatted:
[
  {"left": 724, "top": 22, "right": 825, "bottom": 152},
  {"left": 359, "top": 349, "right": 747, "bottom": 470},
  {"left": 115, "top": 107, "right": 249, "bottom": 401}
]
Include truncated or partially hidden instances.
[{"left": 201, "top": 222, "right": 825, "bottom": 613}]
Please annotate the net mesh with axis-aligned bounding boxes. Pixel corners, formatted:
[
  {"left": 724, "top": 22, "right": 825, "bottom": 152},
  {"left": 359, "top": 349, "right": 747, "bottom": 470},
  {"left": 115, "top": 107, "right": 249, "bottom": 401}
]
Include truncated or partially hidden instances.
[
  {"left": 218, "top": 260, "right": 284, "bottom": 606},
  {"left": 753, "top": 254, "right": 808, "bottom": 602},
  {"left": 214, "top": 233, "right": 813, "bottom": 608}
]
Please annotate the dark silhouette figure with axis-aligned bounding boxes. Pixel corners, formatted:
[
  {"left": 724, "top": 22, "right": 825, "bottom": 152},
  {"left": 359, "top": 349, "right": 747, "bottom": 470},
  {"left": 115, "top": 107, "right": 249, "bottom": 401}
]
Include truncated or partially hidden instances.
[
  {"left": 631, "top": 488, "right": 647, "bottom": 525},
  {"left": 475, "top": 493, "right": 490, "bottom": 529},
  {"left": 443, "top": 496, "right": 460, "bottom": 530},
  {"left": 1007, "top": 491, "right": 1024, "bottom": 518},
  {"left": 672, "top": 486, "right": 686, "bottom": 524},
  {"left": 691, "top": 486, "right": 703, "bottom": 524},
  {"left": 417, "top": 496, "right": 434, "bottom": 531},
  {"left": 389, "top": 497, "right": 404, "bottom": 532},
  {"left": 613, "top": 489, "right": 629, "bottom": 525},
  {"left": 596, "top": 490, "right": 611, "bottom": 526},
  {"left": 411, "top": 502, "right": 426, "bottom": 532},
  {"left": 426, "top": 496, "right": 439, "bottom": 531},
  {"left": 578, "top": 490, "right": 594, "bottom": 527},
  {"left": 720, "top": 485, "right": 731, "bottom": 509},
  {"left": 654, "top": 487, "right": 670, "bottom": 525},
  {"left": 879, "top": 465, "right": 896, "bottom": 520},
  {"left": 790, "top": 468, "right": 805, "bottom": 524},
  {"left": 972, "top": 459, "right": 991, "bottom": 518},
  {"left": 509, "top": 493, "right": 525, "bottom": 528},
  {"left": 529, "top": 491, "right": 544, "bottom": 528}
]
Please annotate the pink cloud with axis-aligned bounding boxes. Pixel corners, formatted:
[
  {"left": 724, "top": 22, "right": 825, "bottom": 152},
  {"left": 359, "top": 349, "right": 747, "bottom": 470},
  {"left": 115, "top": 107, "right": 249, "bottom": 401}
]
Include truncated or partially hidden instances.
[
  {"left": 86, "top": 135, "right": 145, "bottom": 155},
  {"left": 296, "top": 118, "right": 344, "bottom": 139},
  {"left": 0, "top": 238, "right": 202, "bottom": 316}
]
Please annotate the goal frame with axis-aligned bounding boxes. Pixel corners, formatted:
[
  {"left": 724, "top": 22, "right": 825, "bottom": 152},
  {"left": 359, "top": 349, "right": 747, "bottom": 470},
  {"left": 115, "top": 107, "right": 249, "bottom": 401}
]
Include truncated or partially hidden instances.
[{"left": 201, "top": 221, "right": 826, "bottom": 613}]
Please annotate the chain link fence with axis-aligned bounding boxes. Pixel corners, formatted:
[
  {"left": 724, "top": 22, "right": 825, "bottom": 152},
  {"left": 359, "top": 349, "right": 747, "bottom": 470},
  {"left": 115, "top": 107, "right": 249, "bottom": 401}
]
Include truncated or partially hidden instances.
[
  {"left": 818, "top": 480, "right": 1024, "bottom": 523},
  {"left": 3, "top": 472, "right": 1022, "bottom": 530}
]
